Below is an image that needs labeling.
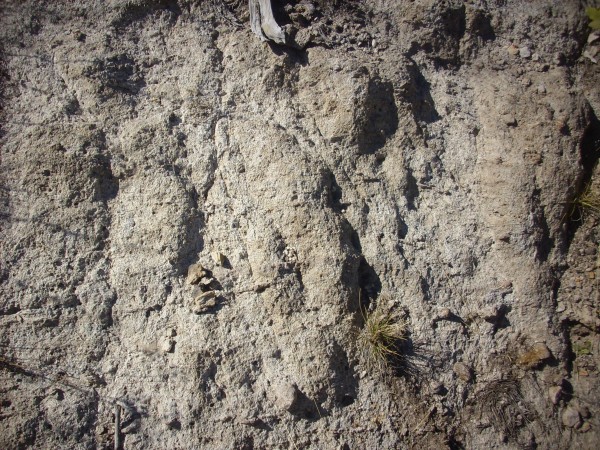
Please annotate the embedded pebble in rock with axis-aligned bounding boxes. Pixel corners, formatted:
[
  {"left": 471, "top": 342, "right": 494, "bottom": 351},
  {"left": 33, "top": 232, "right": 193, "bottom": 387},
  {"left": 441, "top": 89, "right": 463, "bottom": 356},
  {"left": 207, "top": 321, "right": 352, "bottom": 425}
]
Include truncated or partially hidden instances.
[
  {"left": 519, "top": 46, "right": 532, "bottom": 58},
  {"left": 507, "top": 44, "right": 520, "bottom": 55},
  {"left": 190, "top": 290, "right": 218, "bottom": 313},
  {"left": 186, "top": 263, "right": 207, "bottom": 285},
  {"left": 211, "top": 251, "right": 226, "bottom": 267},
  {"left": 548, "top": 386, "right": 562, "bottom": 405},
  {"left": 453, "top": 362, "right": 473, "bottom": 383},
  {"left": 270, "top": 380, "right": 299, "bottom": 413},
  {"left": 517, "top": 343, "right": 552, "bottom": 369},
  {"left": 562, "top": 407, "right": 582, "bottom": 429}
]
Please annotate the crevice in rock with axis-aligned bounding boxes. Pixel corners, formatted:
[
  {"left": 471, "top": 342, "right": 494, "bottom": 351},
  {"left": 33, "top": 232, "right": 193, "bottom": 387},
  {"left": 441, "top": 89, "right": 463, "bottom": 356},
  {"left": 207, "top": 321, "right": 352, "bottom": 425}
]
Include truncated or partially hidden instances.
[
  {"left": 531, "top": 188, "right": 553, "bottom": 263},
  {"left": 328, "top": 341, "right": 358, "bottom": 410},
  {"left": 356, "top": 77, "right": 398, "bottom": 155},
  {"left": 399, "top": 61, "right": 440, "bottom": 127},
  {"left": 404, "top": 167, "right": 420, "bottom": 211},
  {"left": 357, "top": 258, "right": 381, "bottom": 307},
  {"left": 563, "top": 107, "right": 600, "bottom": 246}
]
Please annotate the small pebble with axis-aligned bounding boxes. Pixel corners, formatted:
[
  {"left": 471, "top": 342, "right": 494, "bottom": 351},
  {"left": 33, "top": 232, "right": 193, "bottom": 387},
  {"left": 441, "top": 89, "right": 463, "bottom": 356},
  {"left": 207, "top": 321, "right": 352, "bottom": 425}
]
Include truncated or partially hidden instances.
[
  {"left": 507, "top": 44, "right": 519, "bottom": 56},
  {"left": 271, "top": 381, "right": 298, "bottom": 412},
  {"left": 548, "top": 386, "right": 562, "bottom": 405},
  {"left": 453, "top": 362, "right": 473, "bottom": 382},
  {"left": 190, "top": 290, "right": 218, "bottom": 313},
  {"left": 186, "top": 263, "right": 206, "bottom": 285},
  {"left": 562, "top": 407, "right": 582, "bottom": 428},
  {"left": 517, "top": 343, "right": 552, "bottom": 369},
  {"left": 438, "top": 307, "right": 452, "bottom": 319},
  {"left": 521, "top": 77, "right": 532, "bottom": 87},
  {"left": 519, "top": 46, "right": 531, "bottom": 58}
]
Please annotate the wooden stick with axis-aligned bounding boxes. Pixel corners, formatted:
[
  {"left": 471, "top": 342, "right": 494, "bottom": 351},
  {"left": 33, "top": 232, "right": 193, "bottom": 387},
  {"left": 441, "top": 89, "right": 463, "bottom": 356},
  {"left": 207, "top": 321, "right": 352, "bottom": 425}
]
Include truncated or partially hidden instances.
[{"left": 114, "top": 404, "right": 121, "bottom": 450}]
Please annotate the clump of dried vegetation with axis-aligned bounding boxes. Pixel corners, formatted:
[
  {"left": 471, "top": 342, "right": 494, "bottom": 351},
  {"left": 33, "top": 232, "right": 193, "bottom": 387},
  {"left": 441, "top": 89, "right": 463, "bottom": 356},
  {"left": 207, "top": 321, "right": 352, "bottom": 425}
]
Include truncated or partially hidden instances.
[
  {"left": 569, "top": 181, "right": 600, "bottom": 221},
  {"left": 359, "top": 304, "right": 406, "bottom": 371},
  {"left": 477, "top": 379, "right": 535, "bottom": 441}
]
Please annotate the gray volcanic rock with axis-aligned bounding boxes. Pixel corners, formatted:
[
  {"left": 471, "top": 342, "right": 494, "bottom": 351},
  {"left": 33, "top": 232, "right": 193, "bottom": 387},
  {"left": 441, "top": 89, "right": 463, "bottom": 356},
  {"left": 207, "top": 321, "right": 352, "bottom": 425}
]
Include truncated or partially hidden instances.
[{"left": 1, "top": 1, "right": 599, "bottom": 449}]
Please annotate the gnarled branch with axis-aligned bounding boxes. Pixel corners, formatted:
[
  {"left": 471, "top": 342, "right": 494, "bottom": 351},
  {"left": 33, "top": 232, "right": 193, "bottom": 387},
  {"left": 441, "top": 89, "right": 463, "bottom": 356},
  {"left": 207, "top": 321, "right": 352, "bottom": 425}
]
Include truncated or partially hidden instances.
[{"left": 249, "top": 0, "right": 286, "bottom": 44}]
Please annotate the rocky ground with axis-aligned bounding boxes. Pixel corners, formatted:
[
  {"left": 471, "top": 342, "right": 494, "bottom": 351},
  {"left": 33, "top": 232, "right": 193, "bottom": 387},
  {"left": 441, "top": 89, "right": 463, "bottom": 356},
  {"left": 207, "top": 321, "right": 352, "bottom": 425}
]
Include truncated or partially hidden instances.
[{"left": 1, "top": 0, "right": 600, "bottom": 448}]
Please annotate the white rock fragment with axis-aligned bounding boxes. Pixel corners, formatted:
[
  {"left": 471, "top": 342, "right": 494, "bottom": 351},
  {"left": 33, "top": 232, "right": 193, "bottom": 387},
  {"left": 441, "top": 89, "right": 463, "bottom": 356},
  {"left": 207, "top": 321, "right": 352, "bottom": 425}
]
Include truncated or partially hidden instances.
[
  {"left": 519, "top": 46, "right": 531, "bottom": 58},
  {"left": 548, "top": 385, "right": 562, "bottom": 405},
  {"left": 211, "top": 251, "right": 226, "bottom": 267},
  {"left": 159, "top": 337, "right": 175, "bottom": 353}
]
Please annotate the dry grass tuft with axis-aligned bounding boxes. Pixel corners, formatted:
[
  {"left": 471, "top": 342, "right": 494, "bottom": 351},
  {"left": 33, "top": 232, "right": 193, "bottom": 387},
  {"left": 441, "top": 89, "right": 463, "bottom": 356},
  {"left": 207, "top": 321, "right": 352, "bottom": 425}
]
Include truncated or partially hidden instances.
[
  {"left": 570, "top": 181, "right": 600, "bottom": 221},
  {"left": 477, "top": 379, "right": 534, "bottom": 441},
  {"left": 359, "top": 307, "right": 406, "bottom": 371}
]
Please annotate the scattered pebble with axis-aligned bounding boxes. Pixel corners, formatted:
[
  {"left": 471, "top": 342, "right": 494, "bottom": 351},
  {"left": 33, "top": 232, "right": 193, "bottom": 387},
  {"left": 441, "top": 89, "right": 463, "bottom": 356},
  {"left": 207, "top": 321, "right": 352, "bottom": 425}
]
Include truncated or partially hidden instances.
[
  {"left": 548, "top": 386, "right": 562, "bottom": 405},
  {"left": 186, "top": 263, "right": 206, "bottom": 285},
  {"left": 271, "top": 381, "right": 299, "bottom": 412},
  {"left": 190, "top": 290, "right": 218, "bottom": 313},
  {"left": 537, "top": 84, "right": 546, "bottom": 94},
  {"left": 562, "top": 407, "right": 582, "bottom": 429}
]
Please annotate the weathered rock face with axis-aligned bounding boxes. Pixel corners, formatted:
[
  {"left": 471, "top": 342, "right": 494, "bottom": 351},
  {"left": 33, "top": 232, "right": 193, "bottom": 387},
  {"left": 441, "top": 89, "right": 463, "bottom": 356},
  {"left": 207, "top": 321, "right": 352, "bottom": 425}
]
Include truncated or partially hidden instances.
[{"left": 1, "top": 1, "right": 599, "bottom": 448}]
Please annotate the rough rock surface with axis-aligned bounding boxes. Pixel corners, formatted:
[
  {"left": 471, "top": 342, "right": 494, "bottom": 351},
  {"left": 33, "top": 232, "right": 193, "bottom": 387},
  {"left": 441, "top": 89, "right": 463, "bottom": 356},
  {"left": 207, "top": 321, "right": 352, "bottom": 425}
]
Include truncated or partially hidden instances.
[{"left": 1, "top": 0, "right": 600, "bottom": 448}]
